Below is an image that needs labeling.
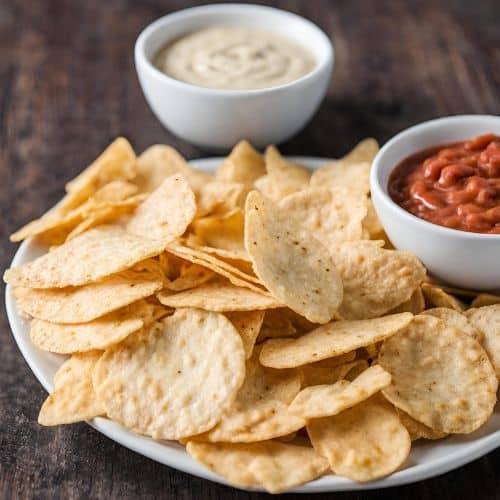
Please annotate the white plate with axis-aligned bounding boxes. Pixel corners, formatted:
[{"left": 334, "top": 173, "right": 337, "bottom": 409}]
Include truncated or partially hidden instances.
[{"left": 5, "top": 157, "right": 500, "bottom": 493}]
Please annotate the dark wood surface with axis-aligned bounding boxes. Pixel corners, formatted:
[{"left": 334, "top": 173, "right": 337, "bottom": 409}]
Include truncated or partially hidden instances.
[{"left": 1, "top": 1, "right": 499, "bottom": 498}]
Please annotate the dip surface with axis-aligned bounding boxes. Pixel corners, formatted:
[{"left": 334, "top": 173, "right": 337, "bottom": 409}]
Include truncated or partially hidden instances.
[
  {"left": 153, "top": 26, "right": 316, "bottom": 90},
  {"left": 388, "top": 134, "right": 500, "bottom": 234}
]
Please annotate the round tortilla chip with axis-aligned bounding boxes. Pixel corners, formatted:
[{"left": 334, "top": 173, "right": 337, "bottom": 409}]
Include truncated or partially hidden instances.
[
  {"left": 157, "top": 281, "right": 281, "bottom": 312},
  {"left": 12, "top": 270, "right": 163, "bottom": 323},
  {"left": 422, "top": 308, "right": 483, "bottom": 342},
  {"left": 186, "top": 440, "right": 328, "bottom": 494},
  {"left": 4, "top": 225, "right": 168, "bottom": 288},
  {"left": 93, "top": 308, "right": 246, "bottom": 439},
  {"left": 279, "top": 187, "right": 368, "bottom": 245},
  {"left": 289, "top": 365, "right": 391, "bottom": 419},
  {"left": 38, "top": 352, "right": 105, "bottom": 426},
  {"left": 30, "top": 301, "right": 165, "bottom": 353},
  {"left": 379, "top": 315, "right": 497, "bottom": 434},
  {"left": 307, "top": 395, "right": 410, "bottom": 482},
  {"left": 259, "top": 313, "right": 412, "bottom": 368},
  {"left": 466, "top": 304, "right": 500, "bottom": 377},
  {"left": 126, "top": 174, "right": 196, "bottom": 241},
  {"left": 333, "top": 241, "right": 426, "bottom": 319},
  {"left": 245, "top": 190, "right": 343, "bottom": 324}
]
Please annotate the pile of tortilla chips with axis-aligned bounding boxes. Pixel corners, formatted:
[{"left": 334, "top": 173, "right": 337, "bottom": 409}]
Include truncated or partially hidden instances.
[{"left": 5, "top": 138, "right": 500, "bottom": 493}]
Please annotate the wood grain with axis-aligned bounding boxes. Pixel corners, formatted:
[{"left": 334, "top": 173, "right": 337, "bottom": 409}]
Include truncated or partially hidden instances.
[{"left": 1, "top": 0, "right": 499, "bottom": 498}]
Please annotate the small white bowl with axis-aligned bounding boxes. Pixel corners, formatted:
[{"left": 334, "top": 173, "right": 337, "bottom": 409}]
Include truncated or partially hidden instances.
[
  {"left": 371, "top": 115, "right": 500, "bottom": 291},
  {"left": 134, "top": 4, "right": 333, "bottom": 150}
]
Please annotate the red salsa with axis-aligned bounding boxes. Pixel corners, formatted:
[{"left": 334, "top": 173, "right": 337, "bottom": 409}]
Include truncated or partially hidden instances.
[{"left": 388, "top": 134, "right": 500, "bottom": 234}]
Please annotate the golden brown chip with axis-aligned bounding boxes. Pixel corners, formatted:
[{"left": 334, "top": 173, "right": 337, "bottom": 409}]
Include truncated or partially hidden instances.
[
  {"left": 12, "top": 139, "right": 137, "bottom": 244},
  {"left": 470, "top": 293, "right": 500, "bottom": 308},
  {"left": 422, "top": 308, "right": 483, "bottom": 342},
  {"left": 186, "top": 441, "right": 328, "bottom": 493},
  {"left": 309, "top": 138, "right": 379, "bottom": 195},
  {"left": 466, "top": 305, "right": 500, "bottom": 377},
  {"left": 135, "top": 144, "right": 212, "bottom": 195},
  {"left": 254, "top": 145, "right": 310, "bottom": 201},
  {"left": 289, "top": 365, "right": 391, "bottom": 419},
  {"left": 193, "top": 350, "right": 304, "bottom": 443},
  {"left": 396, "top": 409, "right": 448, "bottom": 441},
  {"left": 127, "top": 175, "right": 196, "bottom": 241},
  {"left": 333, "top": 241, "right": 426, "bottom": 319},
  {"left": 379, "top": 315, "right": 497, "bottom": 434},
  {"left": 279, "top": 187, "right": 368, "bottom": 245},
  {"left": 307, "top": 395, "right": 410, "bottom": 482},
  {"left": 93, "top": 309, "right": 246, "bottom": 439},
  {"left": 225, "top": 310, "right": 265, "bottom": 359},
  {"left": 259, "top": 313, "right": 412, "bottom": 368},
  {"left": 421, "top": 283, "right": 465, "bottom": 311},
  {"left": 38, "top": 351, "right": 105, "bottom": 425},
  {"left": 30, "top": 301, "right": 165, "bottom": 353},
  {"left": 190, "top": 209, "right": 245, "bottom": 253},
  {"left": 157, "top": 281, "right": 281, "bottom": 312},
  {"left": 216, "top": 140, "right": 265, "bottom": 185},
  {"left": 245, "top": 191, "right": 343, "bottom": 323},
  {"left": 12, "top": 270, "right": 163, "bottom": 323},
  {"left": 4, "top": 225, "right": 168, "bottom": 288},
  {"left": 196, "top": 181, "right": 247, "bottom": 217}
]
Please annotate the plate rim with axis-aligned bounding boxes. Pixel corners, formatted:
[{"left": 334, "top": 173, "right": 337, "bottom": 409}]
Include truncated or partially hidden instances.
[{"left": 5, "top": 155, "right": 500, "bottom": 493}]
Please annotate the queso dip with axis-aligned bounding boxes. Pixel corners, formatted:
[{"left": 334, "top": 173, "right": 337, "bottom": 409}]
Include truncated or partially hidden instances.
[{"left": 153, "top": 26, "right": 316, "bottom": 90}]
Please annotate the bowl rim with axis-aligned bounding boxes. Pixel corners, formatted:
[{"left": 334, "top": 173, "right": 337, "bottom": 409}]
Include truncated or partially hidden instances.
[
  {"left": 134, "top": 3, "right": 334, "bottom": 97},
  {"left": 370, "top": 114, "right": 500, "bottom": 240}
]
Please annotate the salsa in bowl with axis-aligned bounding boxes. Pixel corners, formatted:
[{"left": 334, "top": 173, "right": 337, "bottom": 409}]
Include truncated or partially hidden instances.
[{"left": 370, "top": 115, "right": 500, "bottom": 290}]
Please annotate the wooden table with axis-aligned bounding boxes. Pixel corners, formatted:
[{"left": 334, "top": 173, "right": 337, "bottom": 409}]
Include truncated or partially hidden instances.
[{"left": 1, "top": 1, "right": 499, "bottom": 498}]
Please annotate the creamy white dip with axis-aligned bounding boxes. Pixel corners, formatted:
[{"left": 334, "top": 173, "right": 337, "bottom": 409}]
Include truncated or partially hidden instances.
[{"left": 154, "top": 26, "right": 316, "bottom": 90}]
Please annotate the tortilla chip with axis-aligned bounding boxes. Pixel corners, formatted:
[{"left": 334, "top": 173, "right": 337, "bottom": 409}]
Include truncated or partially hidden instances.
[
  {"left": 4, "top": 225, "right": 168, "bottom": 288},
  {"left": 309, "top": 138, "right": 379, "bottom": 195},
  {"left": 186, "top": 441, "right": 328, "bottom": 493},
  {"left": 38, "top": 351, "right": 105, "bottom": 425},
  {"left": 135, "top": 144, "right": 211, "bottom": 194},
  {"left": 259, "top": 313, "right": 412, "bottom": 368},
  {"left": 93, "top": 309, "right": 246, "bottom": 439},
  {"left": 127, "top": 175, "right": 196, "bottom": 241},
  {"left": 289, "top": 365, "right": 391, "bottom": 419},
  {"left": 333, "top": 241, "right": 426, "bottom": 319},
  {"left": 279, "top": 187, "right": 368, "bottom": 245},
  {"left": 379, "top": 315, "right": 497, "bottom": 433},
  {"left": 422, "top": 308, "right": 483, "bottom": 342},
  {"left": 157, "top": 281, "right": 281, "bottom": 311},
  {"left": 254, "top": 145, "right": 310, "bottom": 201},
  {"left": 466, "top": 305, "right": 500, "bottom": 377},
  {"left": 421, "top": 283, "right": 465, "bottom": 311},
  {"left": 191, "top": 209, "right": 245, "bottom": 253},
  {"left": 216, "top": 140, "right": 265, "bottom": 185},
  {"left": 245, "top": 191, "right": 343, "bottom": 323},
  {"left": 470, "top": 293, "right": 500, "bottom": 308},
  {"left": 196, "top": 181, "right": 247, "bottom": 217},
  {"left": 307, "top": 395, "right": 410, "bottom": 482},
  {"left": 30, "top": 301, "right": 166, "bottom": 353}
]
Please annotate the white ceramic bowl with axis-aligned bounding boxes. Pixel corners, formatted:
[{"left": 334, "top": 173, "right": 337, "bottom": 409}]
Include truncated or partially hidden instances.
[
  {"left": 134, "top": 4, "right": 333, "bottom": 150},
  {"left": 371, "top": 115, "right": 500, "bottom": 290}
]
